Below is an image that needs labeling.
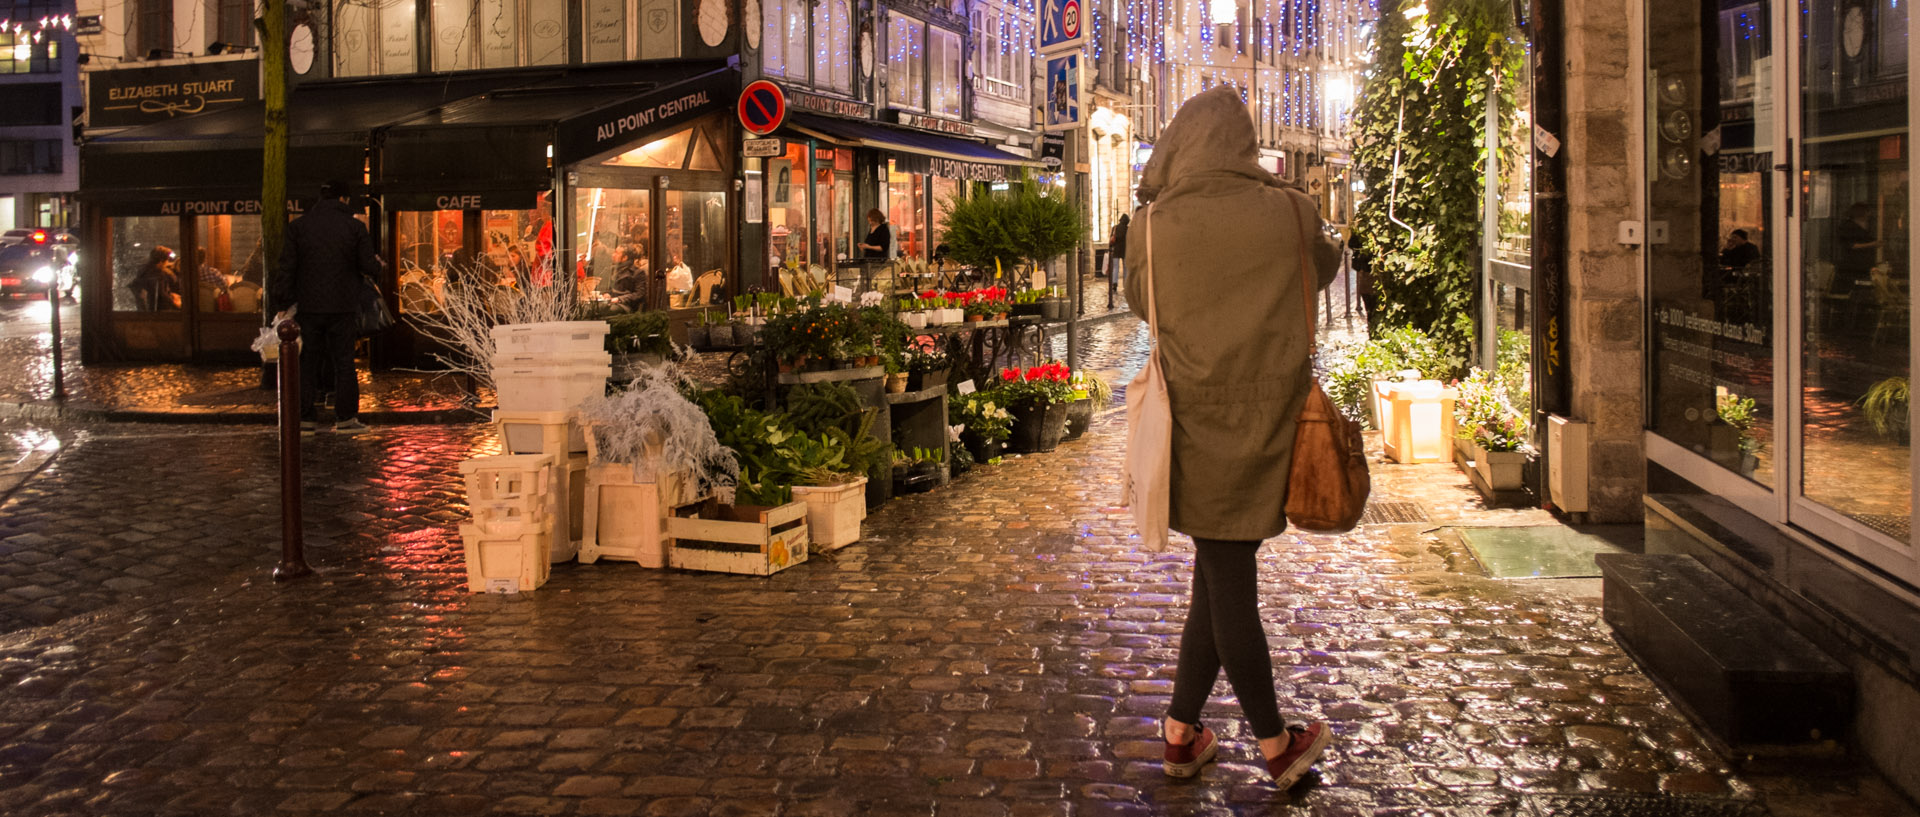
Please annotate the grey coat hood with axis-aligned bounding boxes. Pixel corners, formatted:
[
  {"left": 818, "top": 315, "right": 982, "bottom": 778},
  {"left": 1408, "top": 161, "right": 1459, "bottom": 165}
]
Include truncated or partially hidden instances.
[{"left": 1124, "top": 86, "right": 1340, "bottom": 542}]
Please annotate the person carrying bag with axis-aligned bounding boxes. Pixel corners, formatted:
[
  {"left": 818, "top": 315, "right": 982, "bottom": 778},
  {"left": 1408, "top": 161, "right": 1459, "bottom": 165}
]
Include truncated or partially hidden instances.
[{"left": 1119, "top": 85, "right": 1355, "bottom": 790}]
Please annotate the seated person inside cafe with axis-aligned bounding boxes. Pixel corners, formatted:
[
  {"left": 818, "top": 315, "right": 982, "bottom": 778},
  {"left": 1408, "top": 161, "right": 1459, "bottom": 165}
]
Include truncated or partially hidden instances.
[
  {"left": 609, "top": 245, "right": 650, "bottom": 310},
  {"left": 130, "top": 246, "right": 182, "bottom": 311}
]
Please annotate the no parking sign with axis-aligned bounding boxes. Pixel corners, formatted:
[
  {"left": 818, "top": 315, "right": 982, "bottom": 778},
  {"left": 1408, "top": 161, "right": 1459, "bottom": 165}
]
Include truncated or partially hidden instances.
[{"left": 738, "top": 80, "right": 786, "bottom": 136}]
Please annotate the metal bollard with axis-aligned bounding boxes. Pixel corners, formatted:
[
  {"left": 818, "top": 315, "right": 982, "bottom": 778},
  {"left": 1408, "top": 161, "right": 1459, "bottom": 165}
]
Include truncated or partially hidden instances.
[{"left": 274, "top": 319, "right": 312, "bottom": 581}]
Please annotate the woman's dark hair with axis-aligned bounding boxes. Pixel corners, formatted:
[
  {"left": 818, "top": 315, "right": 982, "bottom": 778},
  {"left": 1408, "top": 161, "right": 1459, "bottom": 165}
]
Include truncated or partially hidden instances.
[
  {"left": 866, "top": 208, "right": 887, "bottom": 224},
  {"left": 147, "top": 246, "right": 176, "bottom": 266}
]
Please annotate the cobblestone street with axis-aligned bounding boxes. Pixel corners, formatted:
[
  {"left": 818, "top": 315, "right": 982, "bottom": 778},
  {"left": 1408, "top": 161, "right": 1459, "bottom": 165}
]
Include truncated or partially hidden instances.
[{"left": 0, "top": 311, "right": 1912, "bottom": 816}]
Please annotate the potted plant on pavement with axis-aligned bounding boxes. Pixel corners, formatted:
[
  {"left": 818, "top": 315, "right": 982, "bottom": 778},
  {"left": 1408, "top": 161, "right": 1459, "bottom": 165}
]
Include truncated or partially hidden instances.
[
  {"left": 601, "top": 309, "right": 680, "bottom": 381},
  {"left": 1062, "top": 370, "right": 1108, "bottom": 441},
  {"left": 1453, "top": 368, "right": 1528, "bottom": 492},
  {"left": 575, "top": 366, "right": 739, "bottom": 566},
  {"left": 951, "top": 390, "right": 1013, "bottom": 463},
  {"left": 1711, "top": 391, "right": 1762, "bottom": 477},
  {"left": 997, "top": 361, "right": 1075, "bottom": 453},
  {"left": 905, "top": 343, "right": 952, "bottom": 392}
]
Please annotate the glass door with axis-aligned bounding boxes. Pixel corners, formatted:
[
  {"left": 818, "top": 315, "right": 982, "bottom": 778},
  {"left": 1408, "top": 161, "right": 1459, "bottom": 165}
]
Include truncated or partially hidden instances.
[{"left": 1787, "top": 0, "right": 1914, "bottom": 580}]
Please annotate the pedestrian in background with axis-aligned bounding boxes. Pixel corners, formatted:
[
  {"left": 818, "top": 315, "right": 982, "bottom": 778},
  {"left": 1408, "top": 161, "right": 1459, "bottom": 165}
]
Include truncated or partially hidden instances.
[
  {"left": 1125, "top": 85, "right": 1341, "bottom": 789},
  {"left": 1347, "top": 228, "right": 1375, "bottom": 324},
  {"left": 1107, "top": 213, "right": 1129, "bottom": 309},
  {"left": 272, "top": 180, "right": 383, "bottom": 435}
]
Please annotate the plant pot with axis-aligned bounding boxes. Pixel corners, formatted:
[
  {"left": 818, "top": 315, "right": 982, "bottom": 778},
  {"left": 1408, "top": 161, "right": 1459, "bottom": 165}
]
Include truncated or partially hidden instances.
[
  {"left": 966, "top": 314, "right": 985, "bottom": 323},
  {"left": 1012, "top": 302, "right": 1044, "bottom": 318},
  {"left": 904, "top": 311, "right": 928, "bottom": 329},
  {"left": 943, "top": 308, "right": 964, "bottom": 325},
  {"left": 885, "top": 372, "right": 908, "bottom": 393},
  {"left": 962, "top": 433, "right": 1004, "bottom": 464},
  {"left": 1007, "top": 402, "right": 1068, "bottom": 454},
  {"left": 863, "top": 355, "right": 880, "bottom": 367},
  {"left": 1042, "top": 298, "right": 1067, "bottom": 322},
  {"left": 708, "top": 323, "right": 735, "bottom": 346},
  {"left": 687, "top": 324, "right": 711, "bottom": 348},
  {"left": 1473, "top": 445, "right": 1526, "bottom": 492},
  {"left": 1062, "top": 398, "right": 1094, "bottom": 441},
  {"left": 906, "top": 368, "right": 948, "bottom": 393}
]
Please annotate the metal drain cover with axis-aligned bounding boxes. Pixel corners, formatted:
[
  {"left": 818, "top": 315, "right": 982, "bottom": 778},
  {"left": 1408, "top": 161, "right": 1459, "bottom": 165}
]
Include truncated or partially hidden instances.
[
  {"left": 1359, "top": 499, "right": 1431, "bottom": 524},
  {"left": 1515, "top": 794, "right": 1769, "bottom": 817}
]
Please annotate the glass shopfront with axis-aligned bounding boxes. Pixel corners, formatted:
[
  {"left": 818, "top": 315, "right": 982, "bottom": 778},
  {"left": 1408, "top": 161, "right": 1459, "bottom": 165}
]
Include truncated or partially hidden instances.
[
  {"left": 1646, "top": 0, "right": 1914, "bottom": 582},
  {"left": 887, "top": 159, "right": 927, "bottom": 260},
  {"left": 570, "top": 115, "right": 733, "bottom": 311}
]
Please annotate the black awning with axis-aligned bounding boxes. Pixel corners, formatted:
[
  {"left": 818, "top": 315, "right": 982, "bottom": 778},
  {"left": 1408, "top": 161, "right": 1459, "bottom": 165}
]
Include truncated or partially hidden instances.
[
  {"left": 551, "top": 65, "right": 738, "bottom": 165},
  {"left": 783, "top": 113, "right": 1038, "bottom": 180}
]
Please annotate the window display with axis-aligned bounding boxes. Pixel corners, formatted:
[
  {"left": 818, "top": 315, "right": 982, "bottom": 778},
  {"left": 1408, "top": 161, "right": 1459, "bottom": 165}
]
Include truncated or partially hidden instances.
[
  {"left": 769, "top": 142, "right": 810, "bottom": 273},
  {"left": 887, "top": 160, "right": 926, "bottom": 260},
  {"left": 111, "top": 216, "right": 181, "bottom": 313}
]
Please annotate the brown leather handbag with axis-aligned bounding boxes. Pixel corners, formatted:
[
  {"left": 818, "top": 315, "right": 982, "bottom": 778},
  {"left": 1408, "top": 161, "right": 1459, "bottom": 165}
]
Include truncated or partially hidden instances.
[{"left": 1282, "top": 197, "right": 1371, "bottom": 534}]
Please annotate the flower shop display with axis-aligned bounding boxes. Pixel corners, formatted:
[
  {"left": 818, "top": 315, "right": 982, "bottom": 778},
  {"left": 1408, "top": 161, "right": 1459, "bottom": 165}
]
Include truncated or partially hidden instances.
[
  {"left": 1453, "top": 367, "right": 1528, "bottom": 491},
  {"left": 893, "top": 446, "right": 946, "bottom": 493},
  {"left": 1711, "top": 391, "right": 1762, "bottom": 476},
  {"left": 1062, "top": 370, "right": 1103, "bottom": 442},
  {"left": 905, "top": 343, "right": 952, "bottom": 392},
  {"left": 997, "top": 362, "right": 1075, "bottom": 453},
  {"left": 600, "top": 309, "right": 680, "bottom": 381}
]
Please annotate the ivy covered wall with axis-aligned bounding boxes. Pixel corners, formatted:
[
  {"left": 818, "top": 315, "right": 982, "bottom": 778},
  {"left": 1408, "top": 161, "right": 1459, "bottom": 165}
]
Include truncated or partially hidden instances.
[{"left": 1351, "top": 0, "right": 1524, "bottom": 365}]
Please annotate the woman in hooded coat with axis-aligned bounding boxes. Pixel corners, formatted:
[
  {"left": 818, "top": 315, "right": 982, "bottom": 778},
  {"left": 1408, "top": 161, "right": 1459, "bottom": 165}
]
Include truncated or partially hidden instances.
[{"left": 1124, "top": 85, "right": 1342, "bottom": 787}]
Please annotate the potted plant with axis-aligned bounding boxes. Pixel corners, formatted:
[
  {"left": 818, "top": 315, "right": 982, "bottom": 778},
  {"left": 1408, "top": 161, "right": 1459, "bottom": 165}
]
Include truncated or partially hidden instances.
[
  {"left": 687, "top": 309, "right": 713, "bottom": 348},
  {"left": 1453, "top": 368, "right": 1528, "bottom": 491},
  {"left": 1711, "top": 391, "right": 1762, "bottom": 476},
  {"left": 900, "top": 297, "right": 928, "bottom": 329},
  {"left": 951, "top": 390, "right": 1013, "bottom": 463},
  {"left": 884, "top": 355, "right": 908, "bottom": 393},
  {"left": 1859, "top": 376, "right": 1910, "bottom": 440},
  {"left": 905, "top": 343, "right": 952, "bottom": 392},
  {"left": 1042, "top": 286, "right": 1068, "bottom": 322},
  {"left": 997, "top": 361, "right": 1074, "bottom": 453},
  {"left": 1012, "top": 288, "right": 1046, "bottom": 318}
]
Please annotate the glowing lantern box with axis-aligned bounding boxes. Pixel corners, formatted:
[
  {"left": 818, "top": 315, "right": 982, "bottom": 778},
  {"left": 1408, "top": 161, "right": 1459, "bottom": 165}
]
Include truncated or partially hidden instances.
[
  {"left": 1381, "top": 381, "right": 1458, "bottom": 464},
  {"left": 667, "top": 500, "right": 810, "bottom": 576}
]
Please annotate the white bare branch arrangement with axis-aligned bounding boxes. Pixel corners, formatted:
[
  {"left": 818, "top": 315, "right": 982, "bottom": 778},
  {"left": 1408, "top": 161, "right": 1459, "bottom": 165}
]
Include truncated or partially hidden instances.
[
  {"left": 577, "top": 364, "right": 740, "bottom": 499},
  {"left": 401, "top": 261, "right": 580, "bottom": 392}
]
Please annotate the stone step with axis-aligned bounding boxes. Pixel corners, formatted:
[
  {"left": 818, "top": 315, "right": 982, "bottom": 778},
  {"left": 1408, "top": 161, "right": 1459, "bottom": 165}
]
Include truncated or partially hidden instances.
[{"left": 1597, "top": 552, "right": 1853, "bottom": 750}]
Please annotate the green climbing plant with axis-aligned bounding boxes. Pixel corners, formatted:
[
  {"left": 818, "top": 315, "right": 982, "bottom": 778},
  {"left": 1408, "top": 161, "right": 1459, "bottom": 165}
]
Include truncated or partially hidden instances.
[{"left": 1352, "top": 0, "right": 1525, "bottom": 363}]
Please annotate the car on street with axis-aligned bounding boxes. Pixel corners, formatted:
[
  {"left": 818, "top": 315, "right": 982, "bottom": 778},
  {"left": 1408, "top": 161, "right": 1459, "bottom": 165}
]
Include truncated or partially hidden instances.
[
  {"left": 0, "top": 228, "right": 36, "bottom": 246},
  {"left": 0, "top": 231, "right": 79, "bottom": 300}
]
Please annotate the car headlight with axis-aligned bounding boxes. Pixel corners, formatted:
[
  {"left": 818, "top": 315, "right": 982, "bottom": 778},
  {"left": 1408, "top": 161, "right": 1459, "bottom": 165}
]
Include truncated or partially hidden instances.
[{"left": 30, "top": 267, "right": 54, "bottom": 285}]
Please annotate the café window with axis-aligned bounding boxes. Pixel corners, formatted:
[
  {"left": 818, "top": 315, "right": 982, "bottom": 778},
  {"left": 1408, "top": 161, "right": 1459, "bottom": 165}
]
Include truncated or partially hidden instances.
[
  {"left": 578, "top": 118, "right": 731, "bottom": 309},
  {"left": 972, "top": 3, "right": 1029, "bottom": 103},
  {"left": 192, "top": 215, "right": 266, "bottom": 315},
  {"left": 482, "top": 207, "right": 550, "bottom": 289},
  {"left": 334, "top": 0, "right": 419, "bottom": 76},
  {"left": 394, "top": 210, "right": 467, "bottom": 313},
  {"left": 575, "top": 187, "right": 652, "bottom": 298},
  {"left": 928, "top": 176, "right": 960, "bottom": 259},
  {"left": 886, "top": 14, "right": 926, "bottom": 111},
  {"left": 111, "top": 216, "right": 183, "bottom": 313},
  {"left": 886, "top": 159, "right": 926, "bottom": 260}
]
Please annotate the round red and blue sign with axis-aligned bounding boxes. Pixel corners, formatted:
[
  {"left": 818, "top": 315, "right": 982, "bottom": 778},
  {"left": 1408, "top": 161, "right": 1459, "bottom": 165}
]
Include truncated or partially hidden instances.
[
  {"left": 1061, "top": 0, "right": 1080, "bottom": 38},
  {"left": 738, "top": 80, "right": 787, "bottom": 136}
]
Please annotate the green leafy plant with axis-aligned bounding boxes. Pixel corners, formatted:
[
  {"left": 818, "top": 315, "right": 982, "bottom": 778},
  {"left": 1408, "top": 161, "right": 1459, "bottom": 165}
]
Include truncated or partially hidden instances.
[
  {"left": 938, "top": 178, "right": 1087, "bottom": 274},
  {"left": 1352, "top": 0, "right": 1524, "bottom": 363},
  {"left": 783, "top": 382, "right": 892, "bottom": 480},
  {"left": 950, "top": 392, "right": 1014, "bottom": 443},
  {"left": 1716, "top": 392, "right": 1762, "bottom": 456},
  {"left": 1859, "top": 376, "right": 1911, "bottom": 438},
  {"left": 603, "top": 310, "right": 678, "bottom": 358},
  {"left": 1321, "top": 326, "right": 1462, "bottom": 424}
]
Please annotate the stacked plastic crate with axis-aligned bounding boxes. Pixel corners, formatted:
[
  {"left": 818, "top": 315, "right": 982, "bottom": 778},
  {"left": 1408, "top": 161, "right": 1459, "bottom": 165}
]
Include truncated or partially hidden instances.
[
  {"left": 483, "top": 321, "right": 609, "bottom": 567},
  {"left": 458, "top": 454, "right": 557, "bottom": 593}
]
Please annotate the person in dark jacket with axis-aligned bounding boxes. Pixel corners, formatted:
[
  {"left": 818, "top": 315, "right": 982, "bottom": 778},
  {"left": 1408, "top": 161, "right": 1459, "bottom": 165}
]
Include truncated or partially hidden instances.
[
  {"left": 1106, "top": 214, "right": 1129, "bottom": 307},
  {"left": 274, "top": 180, "right": 383, "bottom": 434},
  {"left": 129, "top": 246, "right": 182, "bottom": 311}
]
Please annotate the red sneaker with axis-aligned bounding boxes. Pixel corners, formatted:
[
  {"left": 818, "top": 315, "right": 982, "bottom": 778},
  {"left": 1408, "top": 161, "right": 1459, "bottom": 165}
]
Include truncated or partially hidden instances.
[
  {"left": 1264, "top": 721, "right": 1332, "bottom": 788},
  {"left": 1162, "top": 721, "right": 1218, "bottom": 778}
]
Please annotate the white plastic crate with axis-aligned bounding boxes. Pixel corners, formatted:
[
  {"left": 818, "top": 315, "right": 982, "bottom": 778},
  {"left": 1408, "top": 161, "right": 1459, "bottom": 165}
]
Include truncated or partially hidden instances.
[
  {"left": 549, "top": 453, "right": 587, "bottom": 563},
  {"left": 491, "top": 350, "right": 613, "bottom": 369},
  {"left": 460, "top": 454, "right": 555, "bottom": 518},
  {"left": 492, "top": 409, "right": 589, "bottom": 456},
  {"left": 494, "top": 367, "right": 609, "bottom": 413},
  {"left": 579, "top": 464, "right": 701, "bottom": 568},
  {"left": 458, "top": 522, "right": 551, "bottom": 593},
  {"left": 791, "top": 478, "right": 868, "bottom": 551},
  {"left": 491, "top": 321, "right": 609, "bottom": 357}
]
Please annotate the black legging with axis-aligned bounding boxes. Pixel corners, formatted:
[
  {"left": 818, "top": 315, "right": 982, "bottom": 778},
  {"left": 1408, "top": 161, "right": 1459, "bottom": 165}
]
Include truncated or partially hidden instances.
[{"left": 1168, "top": 537, "right": 1284, "bottom": 739}]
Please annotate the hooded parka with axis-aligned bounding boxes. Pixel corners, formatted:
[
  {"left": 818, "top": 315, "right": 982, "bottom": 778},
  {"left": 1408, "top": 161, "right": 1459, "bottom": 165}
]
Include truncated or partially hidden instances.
[{"left": 1124, "top": 86, "right": 1341, "bottom": 542}]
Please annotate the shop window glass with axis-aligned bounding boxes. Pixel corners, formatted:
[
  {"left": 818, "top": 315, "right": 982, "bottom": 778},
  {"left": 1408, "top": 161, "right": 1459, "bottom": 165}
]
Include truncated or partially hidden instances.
[
  {"left": 813, "top": 163, "right": 837, "bottom": 267},
  {"left": 574, "top": 188, "right": 651, "bottom": 303},
  {"left": 479, "top": 0, "right": 519, "bottom": 68},
  {"left": 664, "top": 190, "right": 728, "bottom": 308},
  {"left": 433, "top": 0, "right": 478, "bottom": 71},
  {"left": 784, "top": 0, "right": 809, "bottom": 81},
  {"left": 605, "top": 129, "right": 692, "bottom": 168},
  {"left": 929, "top": 176, "right": 960, "bottom": 260},
  {"left": 768, "top": 142, "right": 810, "bottom": 272},
  {"left": 929, "top": 27, "right": 962, "bottom": 118},
  {"left": 887, "top": 160, "right": 925, "bottom": 260},
  {"left": 193, "top": 216, "right": 265, "bottom": 314},
  {"left": 586, "top": 0, "right": 627, "bottom": 62},
  {"left": 887, "top": 14, "right": 926, "bottom": 111},
  {"left": 335, "top": 1, "right": 374, "bottom": 76},
  {"left": 393, "top": 211, "right": 468, "bottom": 313},
  {"left": 480, "top": 207, "right": 548, "bottom": 289},
  {"left": 379, "top": 0, "right": 418, "bottom": 73},
  {"left": 528, "top": 0, "right": 567, "bottom": 64},
  {"left": 1798, "top": 0, "right": 1910, "bottom": 539},
  {"left": 762, "top": 0, "right": 787, "bottom": 76},
  {"left": 111, "top": 216, "right": 182, "bottom": 313},
  {"left": 813, "top": 0, "right": 853, "bottom": 93}
]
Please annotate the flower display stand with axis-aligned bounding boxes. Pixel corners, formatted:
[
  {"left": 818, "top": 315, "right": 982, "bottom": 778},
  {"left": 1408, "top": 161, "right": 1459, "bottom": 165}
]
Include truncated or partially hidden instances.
[
  {"left": 791, "top": 477, "right": 868, "bottom": 551},
  {"left": 579, "top": 464, "right": 702, "bottom": 568},
  {"left": 667, "top": 500, "right": 811, "bottom": 576},
  {"left": 458, "top": 454, "right": 557, "bottom": 593}
]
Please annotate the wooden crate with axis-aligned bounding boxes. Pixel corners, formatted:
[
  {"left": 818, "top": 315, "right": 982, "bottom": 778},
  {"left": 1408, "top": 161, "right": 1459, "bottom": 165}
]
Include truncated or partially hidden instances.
[{"left": 667, "top": 500, "right": 811, "bottom": 576}]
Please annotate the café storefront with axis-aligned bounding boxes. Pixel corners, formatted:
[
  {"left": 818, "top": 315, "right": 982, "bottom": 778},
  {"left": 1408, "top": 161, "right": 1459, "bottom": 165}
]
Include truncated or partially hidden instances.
[{"left": 77, "top": 61, "right": 742, "bottom": 365}]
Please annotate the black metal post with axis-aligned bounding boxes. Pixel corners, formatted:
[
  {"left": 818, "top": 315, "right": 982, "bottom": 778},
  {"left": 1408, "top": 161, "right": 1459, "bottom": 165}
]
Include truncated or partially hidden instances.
[
  {"left": 275, "top": 319, "right": 312, "bottom": 581},
  {"left": 47, "top": 279, "right": 64, "bottom": 401}
]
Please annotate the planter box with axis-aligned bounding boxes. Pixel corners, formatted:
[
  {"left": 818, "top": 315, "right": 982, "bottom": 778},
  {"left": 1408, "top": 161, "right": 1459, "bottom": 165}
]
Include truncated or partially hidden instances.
[
  {"left": 461, "top": 454, "right": 554, "bottom": 533},
  {"left": 668, "top": 500, "right": 811, "bottom": 576},
  {"left": 1041, "top": 298, "right": 1068, "bottom": 322},
  {"left": 962, "top": 434, "right": 1005, "bottom": 464},
  {"left": 791, "top": 477, "right": 868, "bottom": 551},
  {"left": 903, "top": 311, "right": 928, "bottom": 329},
  {"left": 1012, "top": 302, "right": 1044, "bottom": 318},
  {"left": 1474, "top": 446, "right": 1527, "bottom": 492},
  {"left": 1062, "top": 398, "right": 1094, "bottom": 441},
  {"left": 579, "top": 463, "right": 703, "bottom": 568},
  {"left": 458, "top": 522, "right": 550, "bottom": 593},
  {"left": 1008, "top": 402, "right": 1068, "bottom": 453}
]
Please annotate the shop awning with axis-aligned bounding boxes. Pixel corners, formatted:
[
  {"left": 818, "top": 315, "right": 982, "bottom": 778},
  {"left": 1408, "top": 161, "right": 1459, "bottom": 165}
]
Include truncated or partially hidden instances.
[{"left": 783, "top": 113, "right": 1037, "bottom": 180}]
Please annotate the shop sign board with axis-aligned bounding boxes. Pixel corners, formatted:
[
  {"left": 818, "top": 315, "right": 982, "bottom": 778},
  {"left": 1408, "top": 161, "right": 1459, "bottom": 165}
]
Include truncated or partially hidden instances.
[
  {"left": 890, "top": 110, "right": 974, "bottom": 136},
  {"left": 74, "top": 14, "right": 102, "bottom": 35},
  {"left": 104, "top": 197, "right": 307, "bottom": 217},
  {"left": 1040, "top": 133, "right": 1066, "bottom": 168},
  {"left": 743, "top": 138, "right": 784, "bottom": 157},
  {"left": 738, "top": 80, "right": 786, "bottom": 136},
  {"left": 1042, "top": 52, "right": 1084, "bottom": 130},
  {"left": 1037, "top": 0, "right": 1087, "bottom": 53},
  {"left": 928, "top": 157, "right": 1013, "bottom": 182},
  {"left": 382, "top": 190, "right": 542, "bottom": 211},
  {"left": 786, "top": 87, "right": 874, "bottom": 120},
  {"left": 87, "top": 60, "right": 260, "bottom": 129},
  {"left": 556, "top": 69, "right": 732, "bottom": 162}
]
